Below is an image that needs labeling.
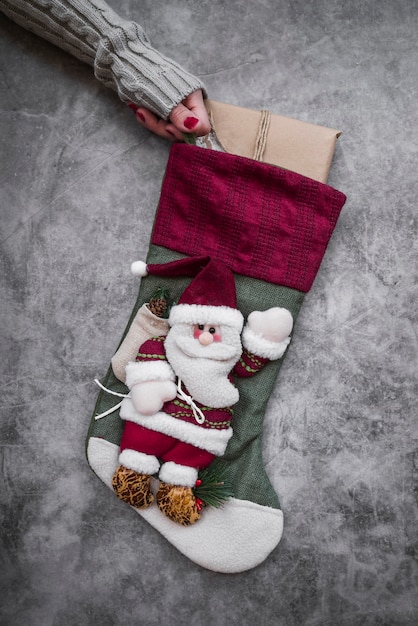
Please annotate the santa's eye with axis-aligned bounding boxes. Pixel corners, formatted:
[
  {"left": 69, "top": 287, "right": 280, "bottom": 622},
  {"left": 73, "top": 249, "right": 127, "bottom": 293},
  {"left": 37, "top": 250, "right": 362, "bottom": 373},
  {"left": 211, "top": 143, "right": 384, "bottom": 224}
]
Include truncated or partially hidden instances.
[
  {"left": 198, "top": 324, "right": 205, "bottom": 331},
  {"left": 209, "top": 327, "right": 216, "bottom": 334}
]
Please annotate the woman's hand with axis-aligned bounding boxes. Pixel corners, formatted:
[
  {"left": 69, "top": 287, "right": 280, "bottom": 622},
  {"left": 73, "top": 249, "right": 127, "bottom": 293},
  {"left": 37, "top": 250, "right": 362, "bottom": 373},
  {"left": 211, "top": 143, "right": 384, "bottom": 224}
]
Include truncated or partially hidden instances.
[{"left": 130, "top": 89, "right": 211, "bottom": 141}]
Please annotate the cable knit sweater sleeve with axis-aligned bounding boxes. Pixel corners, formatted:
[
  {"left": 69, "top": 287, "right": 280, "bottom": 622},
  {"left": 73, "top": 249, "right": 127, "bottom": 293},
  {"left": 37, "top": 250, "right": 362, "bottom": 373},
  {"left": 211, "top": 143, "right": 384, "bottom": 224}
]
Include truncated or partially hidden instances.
[{"left": 0, "top": 0, "right": 206, "bottom": 119}]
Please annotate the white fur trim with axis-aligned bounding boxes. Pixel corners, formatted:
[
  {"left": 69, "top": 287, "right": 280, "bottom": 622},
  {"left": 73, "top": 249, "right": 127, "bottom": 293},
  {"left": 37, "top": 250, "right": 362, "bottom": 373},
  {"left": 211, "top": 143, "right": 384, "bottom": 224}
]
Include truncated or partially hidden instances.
[
  {"left": 169, "top": 304, "right": 244, "bottom": 330},
  {"left": 131, "top": 260, "right": 148, "bottom": 276},
  {"left": 120, "top": 398, "right": 232, "bottom": 456},
  {"left": 125, "top": 360, "right": 175, "bottom": 388},
  {"left": 159, "top": 462, "right": 198, "bottom": 487},
  {"left": 242, "top": 326, "right": 291, "bottom": 360},
  {"left": 87, "top": 437, "right": 283, "bottom": 574},
  {"left": 119, "top": 449, "right": 160, "bottom": 475}
]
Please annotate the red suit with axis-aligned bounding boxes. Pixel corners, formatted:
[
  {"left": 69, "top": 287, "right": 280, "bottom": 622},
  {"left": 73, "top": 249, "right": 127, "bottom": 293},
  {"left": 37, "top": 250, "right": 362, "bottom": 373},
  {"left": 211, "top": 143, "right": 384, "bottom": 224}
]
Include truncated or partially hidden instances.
[{"left": 118, "top": 335, "right": 270, "bottom": 483}]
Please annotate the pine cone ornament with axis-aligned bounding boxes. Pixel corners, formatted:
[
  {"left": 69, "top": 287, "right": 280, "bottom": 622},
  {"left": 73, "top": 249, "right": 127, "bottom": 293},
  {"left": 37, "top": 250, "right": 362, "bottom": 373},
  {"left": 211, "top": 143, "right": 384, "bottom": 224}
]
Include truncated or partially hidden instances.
[
  {"left": 156, "top": 483, "right": 201, "bottom": 525},
  {"left": 146, "top": 287, "right": 171, "bottom": 318},
  {"left": 112, "top": 466, "right": 154, "bottom": 509}
]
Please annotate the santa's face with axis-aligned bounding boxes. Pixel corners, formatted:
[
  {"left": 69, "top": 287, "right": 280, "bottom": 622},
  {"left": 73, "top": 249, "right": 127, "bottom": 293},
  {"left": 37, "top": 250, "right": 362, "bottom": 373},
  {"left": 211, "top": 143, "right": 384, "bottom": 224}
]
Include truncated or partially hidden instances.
[
  {"left": 193, "top": 324, "right": 222, "bottom": 345},
  {"left": 167, "top": 322, "right": 241, "bottom": 363},
  {"left": 164, "top": 321, "right": 242, "bottom": 407}
]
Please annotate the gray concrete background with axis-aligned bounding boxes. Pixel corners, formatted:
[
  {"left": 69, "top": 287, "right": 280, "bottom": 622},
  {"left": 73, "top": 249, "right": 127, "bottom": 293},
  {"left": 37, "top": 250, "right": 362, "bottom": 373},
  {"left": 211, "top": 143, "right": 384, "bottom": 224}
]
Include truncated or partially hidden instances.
[{"left": 1, "top": 1, "right": 417, "bottom": 624}]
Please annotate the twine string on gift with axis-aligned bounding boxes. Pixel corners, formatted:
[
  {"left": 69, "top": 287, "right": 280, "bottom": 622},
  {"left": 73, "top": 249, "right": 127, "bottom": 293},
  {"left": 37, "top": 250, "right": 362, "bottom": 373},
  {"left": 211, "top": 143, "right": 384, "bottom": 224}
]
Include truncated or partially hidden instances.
[{"left": 253, "top": 109, "right": 271, "bottom": 161}]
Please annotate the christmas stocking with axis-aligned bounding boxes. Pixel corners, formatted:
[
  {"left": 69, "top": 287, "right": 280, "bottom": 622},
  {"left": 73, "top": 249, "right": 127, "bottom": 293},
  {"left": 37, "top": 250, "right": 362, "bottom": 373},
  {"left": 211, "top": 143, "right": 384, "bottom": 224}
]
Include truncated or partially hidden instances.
[{"left": 87, "top": 144, "right": 346, "bottom": 573}]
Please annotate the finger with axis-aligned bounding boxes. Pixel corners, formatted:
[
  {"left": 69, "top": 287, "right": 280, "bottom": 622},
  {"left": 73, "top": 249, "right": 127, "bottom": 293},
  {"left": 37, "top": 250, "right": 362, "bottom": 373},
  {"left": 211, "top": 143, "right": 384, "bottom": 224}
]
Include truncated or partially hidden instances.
[
  {"left": 134, "top": 107, "right": 178, "bottom": 141},
  {"left": 162, "top": 122, "right": 184, "bottom": 141}
]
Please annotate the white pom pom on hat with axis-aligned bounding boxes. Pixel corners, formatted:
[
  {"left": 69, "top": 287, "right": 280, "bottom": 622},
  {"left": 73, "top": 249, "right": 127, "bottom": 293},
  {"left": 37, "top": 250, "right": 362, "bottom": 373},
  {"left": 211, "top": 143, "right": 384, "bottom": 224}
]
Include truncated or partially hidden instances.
[{"left": 131, "top": 261, "right": 148, "bottom": 277}]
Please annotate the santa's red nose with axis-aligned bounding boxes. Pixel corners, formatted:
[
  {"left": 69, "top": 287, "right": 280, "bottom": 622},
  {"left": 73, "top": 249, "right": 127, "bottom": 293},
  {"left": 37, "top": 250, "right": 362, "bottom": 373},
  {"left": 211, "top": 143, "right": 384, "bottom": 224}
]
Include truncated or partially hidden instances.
[{"left": 198, "top": 331, "right": 214, "bottom": 346}]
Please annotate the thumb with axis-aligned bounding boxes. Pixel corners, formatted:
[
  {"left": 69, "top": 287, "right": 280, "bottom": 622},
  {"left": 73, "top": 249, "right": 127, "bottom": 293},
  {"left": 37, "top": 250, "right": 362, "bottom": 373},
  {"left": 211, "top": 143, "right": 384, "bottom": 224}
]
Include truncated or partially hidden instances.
[
  {"left": 169, "top": 103, "right": 201, "bottom": 133},
  {"left": 169, "top": 91, "right": 211, "bottom": 136}
]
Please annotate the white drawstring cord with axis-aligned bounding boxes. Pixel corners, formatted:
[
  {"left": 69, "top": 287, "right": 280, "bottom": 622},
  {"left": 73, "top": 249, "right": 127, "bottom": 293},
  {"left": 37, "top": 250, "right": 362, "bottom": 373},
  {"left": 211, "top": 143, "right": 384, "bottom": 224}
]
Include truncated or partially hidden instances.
[
  {"left": 176, "top": 378, "right": 206, "bottom": 424},
  {"left": 93, "top": 378, "right": 130, "bottom": 420},
  {"left": 93, "top": 378, "right": 206, "bottom": 426}
]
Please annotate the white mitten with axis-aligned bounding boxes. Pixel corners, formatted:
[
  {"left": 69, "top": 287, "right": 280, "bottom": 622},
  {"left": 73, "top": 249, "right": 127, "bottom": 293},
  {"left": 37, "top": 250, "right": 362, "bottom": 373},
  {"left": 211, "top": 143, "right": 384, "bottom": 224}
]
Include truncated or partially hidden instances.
[
  {"left": 130, "top": 380, "right": 177, "bottom": 416},
  {"left": 247, "top": 307, "right": 293, "bottom": 343}
]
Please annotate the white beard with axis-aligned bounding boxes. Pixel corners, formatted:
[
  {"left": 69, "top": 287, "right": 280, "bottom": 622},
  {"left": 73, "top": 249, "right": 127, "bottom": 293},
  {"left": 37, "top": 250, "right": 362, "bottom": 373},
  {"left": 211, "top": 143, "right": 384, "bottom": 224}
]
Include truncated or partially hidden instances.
[{"left": 165, "top": 324, "right": 242, "bottom": 408}]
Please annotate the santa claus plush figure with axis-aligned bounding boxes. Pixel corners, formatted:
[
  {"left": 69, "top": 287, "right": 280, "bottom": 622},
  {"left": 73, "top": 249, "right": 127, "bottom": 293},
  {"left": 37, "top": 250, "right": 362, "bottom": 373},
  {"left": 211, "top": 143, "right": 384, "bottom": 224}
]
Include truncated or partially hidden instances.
[{"left": 112, "top": 256, "right": 293, "bottom": 525}]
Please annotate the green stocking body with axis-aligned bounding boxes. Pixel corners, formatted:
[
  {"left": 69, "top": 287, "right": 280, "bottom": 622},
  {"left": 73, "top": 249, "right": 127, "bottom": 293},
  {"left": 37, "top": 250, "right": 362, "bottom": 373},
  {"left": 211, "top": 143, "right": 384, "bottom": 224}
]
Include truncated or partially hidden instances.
[{"left": 86, "top": 144, "right": 345, "bottom": 573}]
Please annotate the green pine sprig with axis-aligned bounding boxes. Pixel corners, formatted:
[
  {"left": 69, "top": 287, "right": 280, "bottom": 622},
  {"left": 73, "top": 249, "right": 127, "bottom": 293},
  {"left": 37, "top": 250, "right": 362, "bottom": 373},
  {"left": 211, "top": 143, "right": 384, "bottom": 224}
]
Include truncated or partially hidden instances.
[
  {"left": 193, "top": 463, "right": 234, "bottom": 509},
  {"left": 182, "top": 132, "right": 197, "bottom": 145}
]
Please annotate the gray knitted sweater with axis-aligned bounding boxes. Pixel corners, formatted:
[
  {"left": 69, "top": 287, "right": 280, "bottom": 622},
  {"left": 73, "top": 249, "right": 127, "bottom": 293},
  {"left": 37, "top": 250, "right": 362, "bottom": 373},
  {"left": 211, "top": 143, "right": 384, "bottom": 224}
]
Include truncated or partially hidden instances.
[{"left": 0, "top": 0, "right": 205, "bottom": 119}]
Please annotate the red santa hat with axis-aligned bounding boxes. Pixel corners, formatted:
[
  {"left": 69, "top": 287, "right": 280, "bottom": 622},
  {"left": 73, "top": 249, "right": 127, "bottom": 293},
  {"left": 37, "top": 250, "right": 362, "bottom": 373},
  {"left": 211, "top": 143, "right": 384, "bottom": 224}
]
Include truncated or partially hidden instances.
[{"left": 131, "top": 256, "right": 244, "bottom": 331}]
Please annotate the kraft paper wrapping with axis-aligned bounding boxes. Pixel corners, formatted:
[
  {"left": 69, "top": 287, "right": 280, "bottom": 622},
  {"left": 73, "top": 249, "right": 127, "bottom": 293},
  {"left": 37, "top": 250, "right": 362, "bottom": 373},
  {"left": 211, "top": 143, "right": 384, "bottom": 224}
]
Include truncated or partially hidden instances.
[{"left": 203, "top": 99, "right": 341, "bottom": 183}]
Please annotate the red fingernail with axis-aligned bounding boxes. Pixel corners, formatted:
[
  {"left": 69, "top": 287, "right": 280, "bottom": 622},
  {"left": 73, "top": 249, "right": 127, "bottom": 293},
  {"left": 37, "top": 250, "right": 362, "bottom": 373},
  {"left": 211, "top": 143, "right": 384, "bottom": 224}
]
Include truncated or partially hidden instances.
[
  {"left": 184, "top": 116, "right": 199, "bottom": 130},
  {"left": 127, "top": 103, "right": 138, "bottom": 112},
  {"left": 136, "top": 111, "right": 145, "bottom": 122},
  {"left": 166, "top": 129, "right": 175, "bottom": 137}
]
